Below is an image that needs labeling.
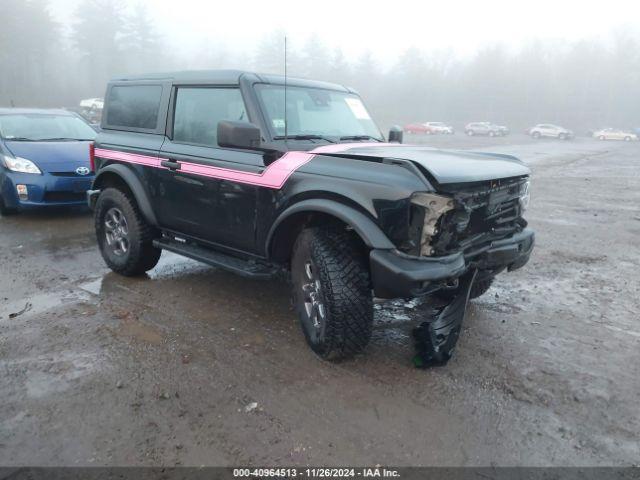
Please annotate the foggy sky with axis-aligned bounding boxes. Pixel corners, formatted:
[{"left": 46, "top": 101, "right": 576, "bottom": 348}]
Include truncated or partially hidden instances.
[{"left": 49, "top": 0, "right": 640, "bottom": 63}]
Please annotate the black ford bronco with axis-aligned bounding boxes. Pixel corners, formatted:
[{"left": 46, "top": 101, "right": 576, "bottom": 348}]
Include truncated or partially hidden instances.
[{"left": 88, "top": 70, "right": 534, "bottom": 364}]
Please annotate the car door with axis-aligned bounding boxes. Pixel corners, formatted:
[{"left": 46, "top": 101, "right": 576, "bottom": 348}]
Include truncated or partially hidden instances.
[{"left": 149, "top": 85, "right": 263, "bottom": 253}]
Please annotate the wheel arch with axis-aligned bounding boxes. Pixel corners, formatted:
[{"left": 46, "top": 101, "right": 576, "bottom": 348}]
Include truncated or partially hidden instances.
[
  {"left": 266, "top": 199, "right": 395, "bottom": 264},
  {"left": 93, "top": 164, "right": 158, "bottom": 226}
]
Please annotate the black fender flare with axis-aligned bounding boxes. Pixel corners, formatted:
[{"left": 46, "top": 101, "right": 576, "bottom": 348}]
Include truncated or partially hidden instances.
[
  {"left": 266, "top": 199, "right": 395, "bottom": 254},
  {"left": 93, "top": 164, "right": 158, "bottom": 226}
]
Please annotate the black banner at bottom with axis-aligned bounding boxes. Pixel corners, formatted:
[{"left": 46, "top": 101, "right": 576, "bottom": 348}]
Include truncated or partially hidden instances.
[{"left": 0, "top": 467, "right": 638, "bottom": 480}]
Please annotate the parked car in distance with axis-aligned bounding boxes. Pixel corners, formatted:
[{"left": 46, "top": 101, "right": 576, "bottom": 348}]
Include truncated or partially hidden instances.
[
  {"left": 79, "top": 97, "right": 104, "bottom": 110},
  {"left": 0, "top": 108, "right": 96, "bottom": 215},
  {"left": 88, "top": 70, "right": 534, "bottom": 364},
  {"left": 528, "top": 124, "right": 574, "bottom": 140},
  {"left": 593, "top": 128, "right": 638, "bottom": 141},
  {"left": 404, "top": 122, "right": 454, "bottom": 135},
  {"left": 495, "top": 124, "right": 509, "bottom": 136},
  {"left": 424, "top": 121, "right": 454, "bottom": 134},
  {"left": 465, "top": 122, "right": 503, "bottom": 137}
]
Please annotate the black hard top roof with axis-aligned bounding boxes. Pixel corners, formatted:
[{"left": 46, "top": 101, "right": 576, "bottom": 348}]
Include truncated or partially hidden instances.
[{"left": 109, "top": 69, "right": 352, "bottom": 92}]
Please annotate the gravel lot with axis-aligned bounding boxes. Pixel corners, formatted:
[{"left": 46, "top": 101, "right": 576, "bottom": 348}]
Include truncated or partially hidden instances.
[{"left": 1, "top": 134, "right": 638, "bottom": 466}]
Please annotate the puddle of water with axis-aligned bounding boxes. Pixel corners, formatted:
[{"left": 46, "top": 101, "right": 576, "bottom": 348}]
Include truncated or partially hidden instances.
[
  {"left": 0, "top": 290, "right": 89, "bottom": 321},
  {"left": 1, "top": 352, "right": 102, "bottom": 400}
]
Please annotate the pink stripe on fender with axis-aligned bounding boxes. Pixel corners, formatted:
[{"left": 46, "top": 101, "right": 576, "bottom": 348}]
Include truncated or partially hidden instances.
[{"left": 310, "top": 142, "right": 395, "bottom": 154}]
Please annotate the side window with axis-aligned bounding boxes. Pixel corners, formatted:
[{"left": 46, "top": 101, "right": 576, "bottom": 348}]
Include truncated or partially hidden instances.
[
  {"left": 173, "top": 87, "right": 247, "bottom": 147},
  {"left": 106, "top": 85, "right": 162, "bottom": 130}
]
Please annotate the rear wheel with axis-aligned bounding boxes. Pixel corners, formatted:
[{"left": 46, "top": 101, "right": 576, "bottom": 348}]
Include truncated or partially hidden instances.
[
  {"left": 95, "top": 188, "right": 161, "bottom": 276},
  {"left": 559, "top": 133, "right": 566, "bottom": 140},
  {"left": 467, "top": 130, "right": 474, "bottom": 136},
  {"left": 489, "top": 131, "right": 496, "bottom": 137},
  {"left": 624, "top": 136, "right": 631, "bottom": 142},
  {"left": 291, "top": 227, "right": 373, "bottom": 360},
  {"left": 599, "top": 135, "right": 606, "bottom": 140},
  {"left": 532, "top": 131, "right": 541, "bottom": 139}
]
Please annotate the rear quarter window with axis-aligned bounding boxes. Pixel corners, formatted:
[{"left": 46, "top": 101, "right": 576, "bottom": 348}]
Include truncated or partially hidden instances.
[{"left": 105, "top": 85, "right": 163, "bottom": 130}]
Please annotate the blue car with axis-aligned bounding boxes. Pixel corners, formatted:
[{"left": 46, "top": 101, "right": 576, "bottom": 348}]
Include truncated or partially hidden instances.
[{"left": 0, "top": 108, "right": 97, "bottom": 215}]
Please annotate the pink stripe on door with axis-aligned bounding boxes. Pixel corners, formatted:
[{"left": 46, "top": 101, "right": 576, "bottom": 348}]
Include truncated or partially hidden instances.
[
  {"left": 94, "top": 148, "right": 164, "bottom": 168},
  {"left": 94, "top": 148, "right": 314, "bottom": 189},
  {"left": 94, "top": 143, "right": 386, "bottom": 189}
]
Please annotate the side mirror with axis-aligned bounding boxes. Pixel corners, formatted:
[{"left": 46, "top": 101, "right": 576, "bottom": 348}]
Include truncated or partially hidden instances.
[
  {"left": 388, "top": 125, "right": 403, "bottom": 143},
  {"left": 217, "top": 121, "right": 262, "bottom": 150}
]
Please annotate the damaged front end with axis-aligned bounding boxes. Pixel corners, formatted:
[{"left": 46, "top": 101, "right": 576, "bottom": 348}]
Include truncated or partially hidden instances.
[
  {"left": 370, "top": 175, "right": 535, "bottom": 367},
  {"left": 408, "top": 176, "right": 530, "bottom": 261}
]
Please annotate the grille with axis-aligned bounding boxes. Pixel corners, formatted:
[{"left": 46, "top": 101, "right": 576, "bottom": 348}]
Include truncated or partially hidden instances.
[
  {"left": 50, "top": 172, "right": 91, "bottom": 177},
  {"left": 43, "top": 192, "right": 86, "bottom": 203},
  {"left": 432, "top": 177, "right": 526, "bottom": 255}
]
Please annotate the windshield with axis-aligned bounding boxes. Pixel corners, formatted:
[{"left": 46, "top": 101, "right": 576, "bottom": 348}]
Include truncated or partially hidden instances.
[
  {"left": 255, "top": 84, "right": 382, "bottom": 141},
  {"left": 0, "top": 114, "right": 97, "bottom": 141}
]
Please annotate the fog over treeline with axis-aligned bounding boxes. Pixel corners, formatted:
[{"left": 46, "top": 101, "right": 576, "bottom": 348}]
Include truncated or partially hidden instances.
[{"left": 2, "top": 0, "right": 639, "bottom": 131}]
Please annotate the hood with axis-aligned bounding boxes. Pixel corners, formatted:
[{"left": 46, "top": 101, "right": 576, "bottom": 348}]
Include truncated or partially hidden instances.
[
  {"left": 311, "top": 143, "right": 530, "bottom": 184},
  {"left": 4, "top": 141, "right": 92, "bottom": 173}
]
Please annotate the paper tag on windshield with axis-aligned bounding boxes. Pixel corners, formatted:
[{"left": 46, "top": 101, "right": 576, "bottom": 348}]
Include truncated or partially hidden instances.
[
  {"left": 272, "top": 118, "right": 286, "bottom": 129},
  {"left": 344, "top": 98, "right": 371, "bottom": 120}
]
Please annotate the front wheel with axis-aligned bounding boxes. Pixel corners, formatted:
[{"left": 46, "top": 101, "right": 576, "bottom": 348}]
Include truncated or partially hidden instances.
[
  {"left": 624, "top": 136, "right": 632, "bottom": 142},
  {"left": 95, "top": 188, "right": 161, "bottom": 276},
  {"left": 0, "top": 196, "right": 18, "bottom": 216},
  {"left": 291, "top": 227, "right": 373, "bottom": 360}
]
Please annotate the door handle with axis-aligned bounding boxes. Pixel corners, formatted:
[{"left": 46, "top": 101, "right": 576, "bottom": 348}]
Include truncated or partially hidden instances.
[{"left": 161, "top": 160, "right": 181, "bottom": 170}]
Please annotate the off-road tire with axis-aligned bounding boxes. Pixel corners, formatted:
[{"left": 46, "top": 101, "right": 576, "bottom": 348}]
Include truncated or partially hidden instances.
[
  {"left": 0, "top": 197, "right": 18, "bottom": 216},
  {"left": 435, "top": 276, "right": 495, "bottom": 301},
  {"left": 95, "top": 187, "right": 161, "bottom": 276},
  {"left": 291, "top": 227, "right": 373, "bottom": 360}
]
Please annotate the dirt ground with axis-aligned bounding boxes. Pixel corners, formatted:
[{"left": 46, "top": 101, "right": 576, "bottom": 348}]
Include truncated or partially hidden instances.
[{"left": 0, "top": 134, "right": 638, "bottom": 467}]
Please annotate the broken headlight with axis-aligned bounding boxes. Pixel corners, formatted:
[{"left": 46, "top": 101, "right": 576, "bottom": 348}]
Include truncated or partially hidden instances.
[
  {"left": 411, "top": 192, "right": 455, "bottom": 256},
  {"left": 519, "top": 180, "right": 530, "bottom": 212}
]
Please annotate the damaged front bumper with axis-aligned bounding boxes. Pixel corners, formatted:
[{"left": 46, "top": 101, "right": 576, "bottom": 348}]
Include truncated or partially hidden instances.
[{"left": 370, "top": 228, "right": 535, "bottom": 299}]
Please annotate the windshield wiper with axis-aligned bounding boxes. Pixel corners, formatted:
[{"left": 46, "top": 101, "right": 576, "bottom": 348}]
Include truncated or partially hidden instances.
[
  {"left": 273, "top": 134, "right": 336, "bottom": 143},
  {"left": 4, "top": 137, "right": 37, "bottom": 142},
  {"left": 339, "top": 135, "right": 383, "bottom": 142}
]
